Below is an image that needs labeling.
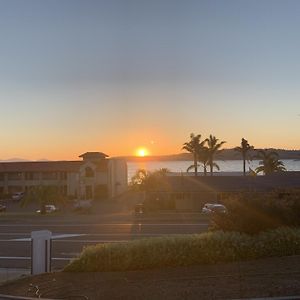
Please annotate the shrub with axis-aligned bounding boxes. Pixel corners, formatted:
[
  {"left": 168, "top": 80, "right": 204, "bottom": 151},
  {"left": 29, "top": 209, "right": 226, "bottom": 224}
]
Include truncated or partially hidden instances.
[
  {"left": 64, "top": 227, "right": 300, "bottom": 272},
  {"left": 212, "top": 190, "right": 300, "bottom": 234}
]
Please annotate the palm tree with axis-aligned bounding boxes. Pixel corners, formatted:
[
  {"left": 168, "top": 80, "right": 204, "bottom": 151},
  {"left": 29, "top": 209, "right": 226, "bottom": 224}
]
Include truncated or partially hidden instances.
[
  {"left": 255, "top": 150, "right": 286, "bottom": 175},
  {"left": 157, "top": 168, "right": 170, "bottom": 175},
  {"left": 207, "top": 134, "right": 226, "bottom": 176},
  {"left": 234, "top": 138, "right": 254, "bottom": 176},
  {"left": 186, "top": 145, "right": 210, "bottom": 176},
  {"left": 198, "top": 146, "right": 210, "bottom": 176},
  {"left": 182, "top": 133, "right": 207, "bottom": 176}
]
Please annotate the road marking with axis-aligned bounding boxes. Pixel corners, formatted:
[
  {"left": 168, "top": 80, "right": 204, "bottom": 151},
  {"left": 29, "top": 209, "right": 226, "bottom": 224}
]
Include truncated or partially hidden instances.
[
  {"left": 0, "top": 239, "right": 128, "bottom": 243},
  {"left": 0, "top": 256, "right": 72, "bottom": 261},
  {"left": 0, "top": 233, "right": 203, "bottom": 238},
  {"left": 0, "top": 223, "right": 209, "bottom": 227},
  {"left": 52, "top": 239, "right": 129, "bottom": 243}
]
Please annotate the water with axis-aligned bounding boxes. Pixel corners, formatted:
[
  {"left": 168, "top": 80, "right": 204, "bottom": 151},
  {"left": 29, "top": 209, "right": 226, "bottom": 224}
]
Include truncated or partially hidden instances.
[{"left": 128, "top": 159, "right": 300, "bottom": 180}]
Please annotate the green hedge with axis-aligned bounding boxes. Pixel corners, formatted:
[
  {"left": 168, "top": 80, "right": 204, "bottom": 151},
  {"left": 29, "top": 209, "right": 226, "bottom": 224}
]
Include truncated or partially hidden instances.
[{"left": 64, "top": 227, "right": 300, "bottom": 272}]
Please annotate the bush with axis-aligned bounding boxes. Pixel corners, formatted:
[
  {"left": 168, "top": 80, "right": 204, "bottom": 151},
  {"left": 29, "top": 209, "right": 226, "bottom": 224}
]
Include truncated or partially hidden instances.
[
  {"left": 64, "top": 227, "right": 300, "bottom": 272},
  {"left": 212, "top": 190, "right": 300, "bottom": 234}
]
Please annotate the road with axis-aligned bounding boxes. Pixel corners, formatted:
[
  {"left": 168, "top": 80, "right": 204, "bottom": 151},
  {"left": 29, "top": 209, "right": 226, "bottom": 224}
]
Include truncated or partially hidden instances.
[{"left": 0, "top": 213, "right": 210, "bottom": 270}]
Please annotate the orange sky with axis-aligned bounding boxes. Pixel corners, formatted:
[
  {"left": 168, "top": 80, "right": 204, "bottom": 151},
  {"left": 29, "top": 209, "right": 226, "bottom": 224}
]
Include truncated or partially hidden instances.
[
  {"left": 0, "top": 2, "right": 300, "bottom": 161},
  {"left": 0, "top": 128, "right": 299, "bottom": 161}
]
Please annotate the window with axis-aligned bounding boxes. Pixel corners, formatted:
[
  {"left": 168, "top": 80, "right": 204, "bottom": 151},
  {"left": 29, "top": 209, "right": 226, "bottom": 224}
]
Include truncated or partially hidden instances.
[
  {"left": 42, "top": 172, "right": 58, "bottom": 180},
  {"left": 25, "top": 172, "right": 40, "bottom": 180},
  {"left": 7, "top": 173, "right": 22, "bottom": 180},
  {"left": 85, "top": 167, "right": 94, "bottom": 177},
  {"left": 60, "top": 172, "right": 67, "bottom": 180}
]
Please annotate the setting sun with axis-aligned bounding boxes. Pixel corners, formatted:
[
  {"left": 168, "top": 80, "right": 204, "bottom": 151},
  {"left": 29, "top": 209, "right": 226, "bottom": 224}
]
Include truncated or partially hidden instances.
[{"left": 136, "top": 148, "right": 149, "bottom": 157}]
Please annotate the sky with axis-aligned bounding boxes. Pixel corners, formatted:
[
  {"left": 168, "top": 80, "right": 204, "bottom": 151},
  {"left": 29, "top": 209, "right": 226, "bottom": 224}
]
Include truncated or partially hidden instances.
[{"left": 0, "top": 0, "right": 299, "bottom": 160}]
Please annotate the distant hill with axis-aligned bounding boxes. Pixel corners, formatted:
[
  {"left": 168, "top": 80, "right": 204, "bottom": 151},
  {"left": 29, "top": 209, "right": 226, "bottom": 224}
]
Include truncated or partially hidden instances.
[
  {"left": 118, "top": 149, "right": 300, "bottom": 162},
  {"left": 0, "top": 158, "right": 30, "bottom": 162},
  {"left": 0, "top": 158, "right": 51, "bottom": 162}
]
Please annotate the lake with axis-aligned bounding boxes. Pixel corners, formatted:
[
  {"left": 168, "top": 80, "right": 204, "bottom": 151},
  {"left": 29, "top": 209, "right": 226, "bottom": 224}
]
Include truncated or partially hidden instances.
[{"left": 127, "top": 159, "right": 300, "bottom": 181}]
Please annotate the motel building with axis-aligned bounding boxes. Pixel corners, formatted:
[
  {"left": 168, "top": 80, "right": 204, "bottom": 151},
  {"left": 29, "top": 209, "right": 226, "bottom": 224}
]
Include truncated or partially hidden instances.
[{"left": 0, "top": 152, "right": 127, "bottom": 200}]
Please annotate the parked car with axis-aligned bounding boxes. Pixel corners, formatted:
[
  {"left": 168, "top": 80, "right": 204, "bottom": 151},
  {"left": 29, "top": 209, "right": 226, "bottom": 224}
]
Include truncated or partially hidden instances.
[
  {"left": 73, "top": 200, "right": 92, "bottom": 209},
  {"left": 11, "top": 192, "right": 25, "bottom": 201},
  {"left": 134, "top": 203, "right": 145, "bottom": 215},
  {"left": 202, "top": 203, "right": 227, "bottom": 214},
  {"left": 36, "top": 204, "right": 59, "bottom": 214},
  {"left": 73, "top": 200, "right": 92, "bottom": 213},
  {"left": 0, "top": 204, "right": 6, "bottom": 212}
]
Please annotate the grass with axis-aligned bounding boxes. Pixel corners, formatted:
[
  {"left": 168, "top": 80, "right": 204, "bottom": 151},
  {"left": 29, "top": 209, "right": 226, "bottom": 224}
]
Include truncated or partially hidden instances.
[{"left": 64, "top": 226, "right": 300, "bottom": 272}]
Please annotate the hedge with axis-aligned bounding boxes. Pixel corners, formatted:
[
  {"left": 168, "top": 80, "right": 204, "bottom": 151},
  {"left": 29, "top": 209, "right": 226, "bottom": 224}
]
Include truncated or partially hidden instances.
[{"left": 64, "top": 227, "right": 300, "bottom": 272}]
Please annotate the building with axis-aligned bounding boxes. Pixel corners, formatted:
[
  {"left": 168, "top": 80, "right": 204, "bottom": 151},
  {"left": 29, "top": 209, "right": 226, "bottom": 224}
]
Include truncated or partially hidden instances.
[
  {"left": 146, "top": 172, "right": 300, "bottom": 210},
  {"left": 0, "top": 152, "right": 127, "bottom": 199}
]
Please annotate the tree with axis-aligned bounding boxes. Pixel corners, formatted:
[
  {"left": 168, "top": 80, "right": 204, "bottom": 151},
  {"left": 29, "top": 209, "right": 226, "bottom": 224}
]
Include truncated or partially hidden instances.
[
  {"left": 130, "top": 169, "right": 150, "bottom": 191},
  {"left": 130, "top": 168, "right": 169, "bottom": 191},
  {"left": 255, "top": 150, "right": 286, "bottom": 175},
  {"left": 198, "top": 146, "right": 210, "bottom": 176},
  {"left": 21, "top": 185, "right": 66, "bottom": 214},
  {"left": 186, "top": 147, "right": 210, "bottom": 176},
  {"left": 207, "top": 134, "right": 226, "bottom": 176},
  {"left": 234, "top": 138, "right": 254, "bottom": 176},
  {"left": 182, "top": 133, "right": 207, "bottom": 176}
]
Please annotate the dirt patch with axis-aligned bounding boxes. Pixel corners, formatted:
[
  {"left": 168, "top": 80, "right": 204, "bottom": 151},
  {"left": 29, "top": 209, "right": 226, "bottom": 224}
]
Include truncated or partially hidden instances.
[{"left": 1, "top": 256, "right": 300, "bottom": 300}]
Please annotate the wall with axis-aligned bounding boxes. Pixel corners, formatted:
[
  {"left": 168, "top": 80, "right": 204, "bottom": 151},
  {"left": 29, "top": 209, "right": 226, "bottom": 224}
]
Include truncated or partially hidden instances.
[{"left": 108, "top": 159, "right": 128, "bottom": 198}]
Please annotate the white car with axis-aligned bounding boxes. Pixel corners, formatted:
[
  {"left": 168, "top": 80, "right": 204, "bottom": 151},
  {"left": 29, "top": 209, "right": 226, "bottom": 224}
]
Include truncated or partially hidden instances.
[
  {"left": 12, "top": 192, "right": 25, "bottom": 201},
  {"left": 36, "top": 205, "right": 58, "bottom": 214},
  {"left": 202, "top": 203, "right": 227, "bottom": 214}
]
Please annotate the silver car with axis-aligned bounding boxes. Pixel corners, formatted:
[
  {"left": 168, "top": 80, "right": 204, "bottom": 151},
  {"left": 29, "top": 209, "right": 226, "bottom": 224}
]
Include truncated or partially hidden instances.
[{"left": 202, "top": 203, "right": 227, "bottom": 214}]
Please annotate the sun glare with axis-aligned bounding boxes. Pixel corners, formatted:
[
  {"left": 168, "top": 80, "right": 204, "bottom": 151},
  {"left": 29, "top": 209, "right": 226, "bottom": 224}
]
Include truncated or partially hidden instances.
[{"left": 136, "top": 148, "right": 149, "bottom": 157}]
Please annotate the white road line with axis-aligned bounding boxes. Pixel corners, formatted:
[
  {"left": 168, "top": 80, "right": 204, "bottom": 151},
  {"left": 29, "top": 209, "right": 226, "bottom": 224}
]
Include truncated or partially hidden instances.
[
  {"left": 0, "top": 236, "right": 176, "bottom": 243},
  {"left": 52, "top": 239, "right": 128, "bottom": 243},
  {"left": 0, "top": 233, "right": 197, "bottom": 238},
  {"left": 0, "top": 256, "right": 72, "bottom": 261},
  {"left": 0, "top": 223, "right": 208, "bottom": 227}
]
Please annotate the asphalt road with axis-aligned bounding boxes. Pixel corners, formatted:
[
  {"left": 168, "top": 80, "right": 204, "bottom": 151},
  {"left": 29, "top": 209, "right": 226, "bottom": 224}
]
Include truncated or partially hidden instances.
[{"left": 0, "top": 213, "right": 210, "bottom": 270}]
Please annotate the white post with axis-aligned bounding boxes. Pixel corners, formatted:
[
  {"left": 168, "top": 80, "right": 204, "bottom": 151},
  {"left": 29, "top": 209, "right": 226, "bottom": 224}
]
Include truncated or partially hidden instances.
[{"left": 31, "top": 230, "right": 52, "bottom": 275}]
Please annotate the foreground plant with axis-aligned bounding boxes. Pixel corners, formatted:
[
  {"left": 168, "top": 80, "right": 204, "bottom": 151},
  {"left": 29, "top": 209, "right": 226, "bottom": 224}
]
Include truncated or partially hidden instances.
[{"left": 64, "top": 227, "right": 300, "bottom": 272}]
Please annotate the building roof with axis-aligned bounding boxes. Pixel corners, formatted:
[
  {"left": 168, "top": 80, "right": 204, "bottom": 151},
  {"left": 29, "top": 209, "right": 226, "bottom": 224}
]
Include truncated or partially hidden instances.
[
  {"left": 79, "top": 152, "right": 109, "bottom": 159},
  {"left": 149, "top": 172, "right": 300, "bottom": 193},
  {"left": 0, "top": 160, "right": 108, "bottom": 172}
]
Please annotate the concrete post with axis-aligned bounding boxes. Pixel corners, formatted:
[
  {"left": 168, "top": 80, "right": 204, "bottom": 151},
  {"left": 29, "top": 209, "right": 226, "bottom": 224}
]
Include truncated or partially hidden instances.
[{"left": 31, "top": 230, "right": 52, "bottom": 275}]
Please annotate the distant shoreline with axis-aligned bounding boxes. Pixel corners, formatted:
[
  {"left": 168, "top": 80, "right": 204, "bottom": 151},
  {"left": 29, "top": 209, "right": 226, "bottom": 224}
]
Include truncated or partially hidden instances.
[{"left": 118, "top": 148, "right": 300, "bottom": 162}]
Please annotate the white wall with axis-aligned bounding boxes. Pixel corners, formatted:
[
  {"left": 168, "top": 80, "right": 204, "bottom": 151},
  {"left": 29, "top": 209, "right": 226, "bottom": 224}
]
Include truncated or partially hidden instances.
[{"left": 108, "top": 159, "right": 128, "bottom": 198}]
